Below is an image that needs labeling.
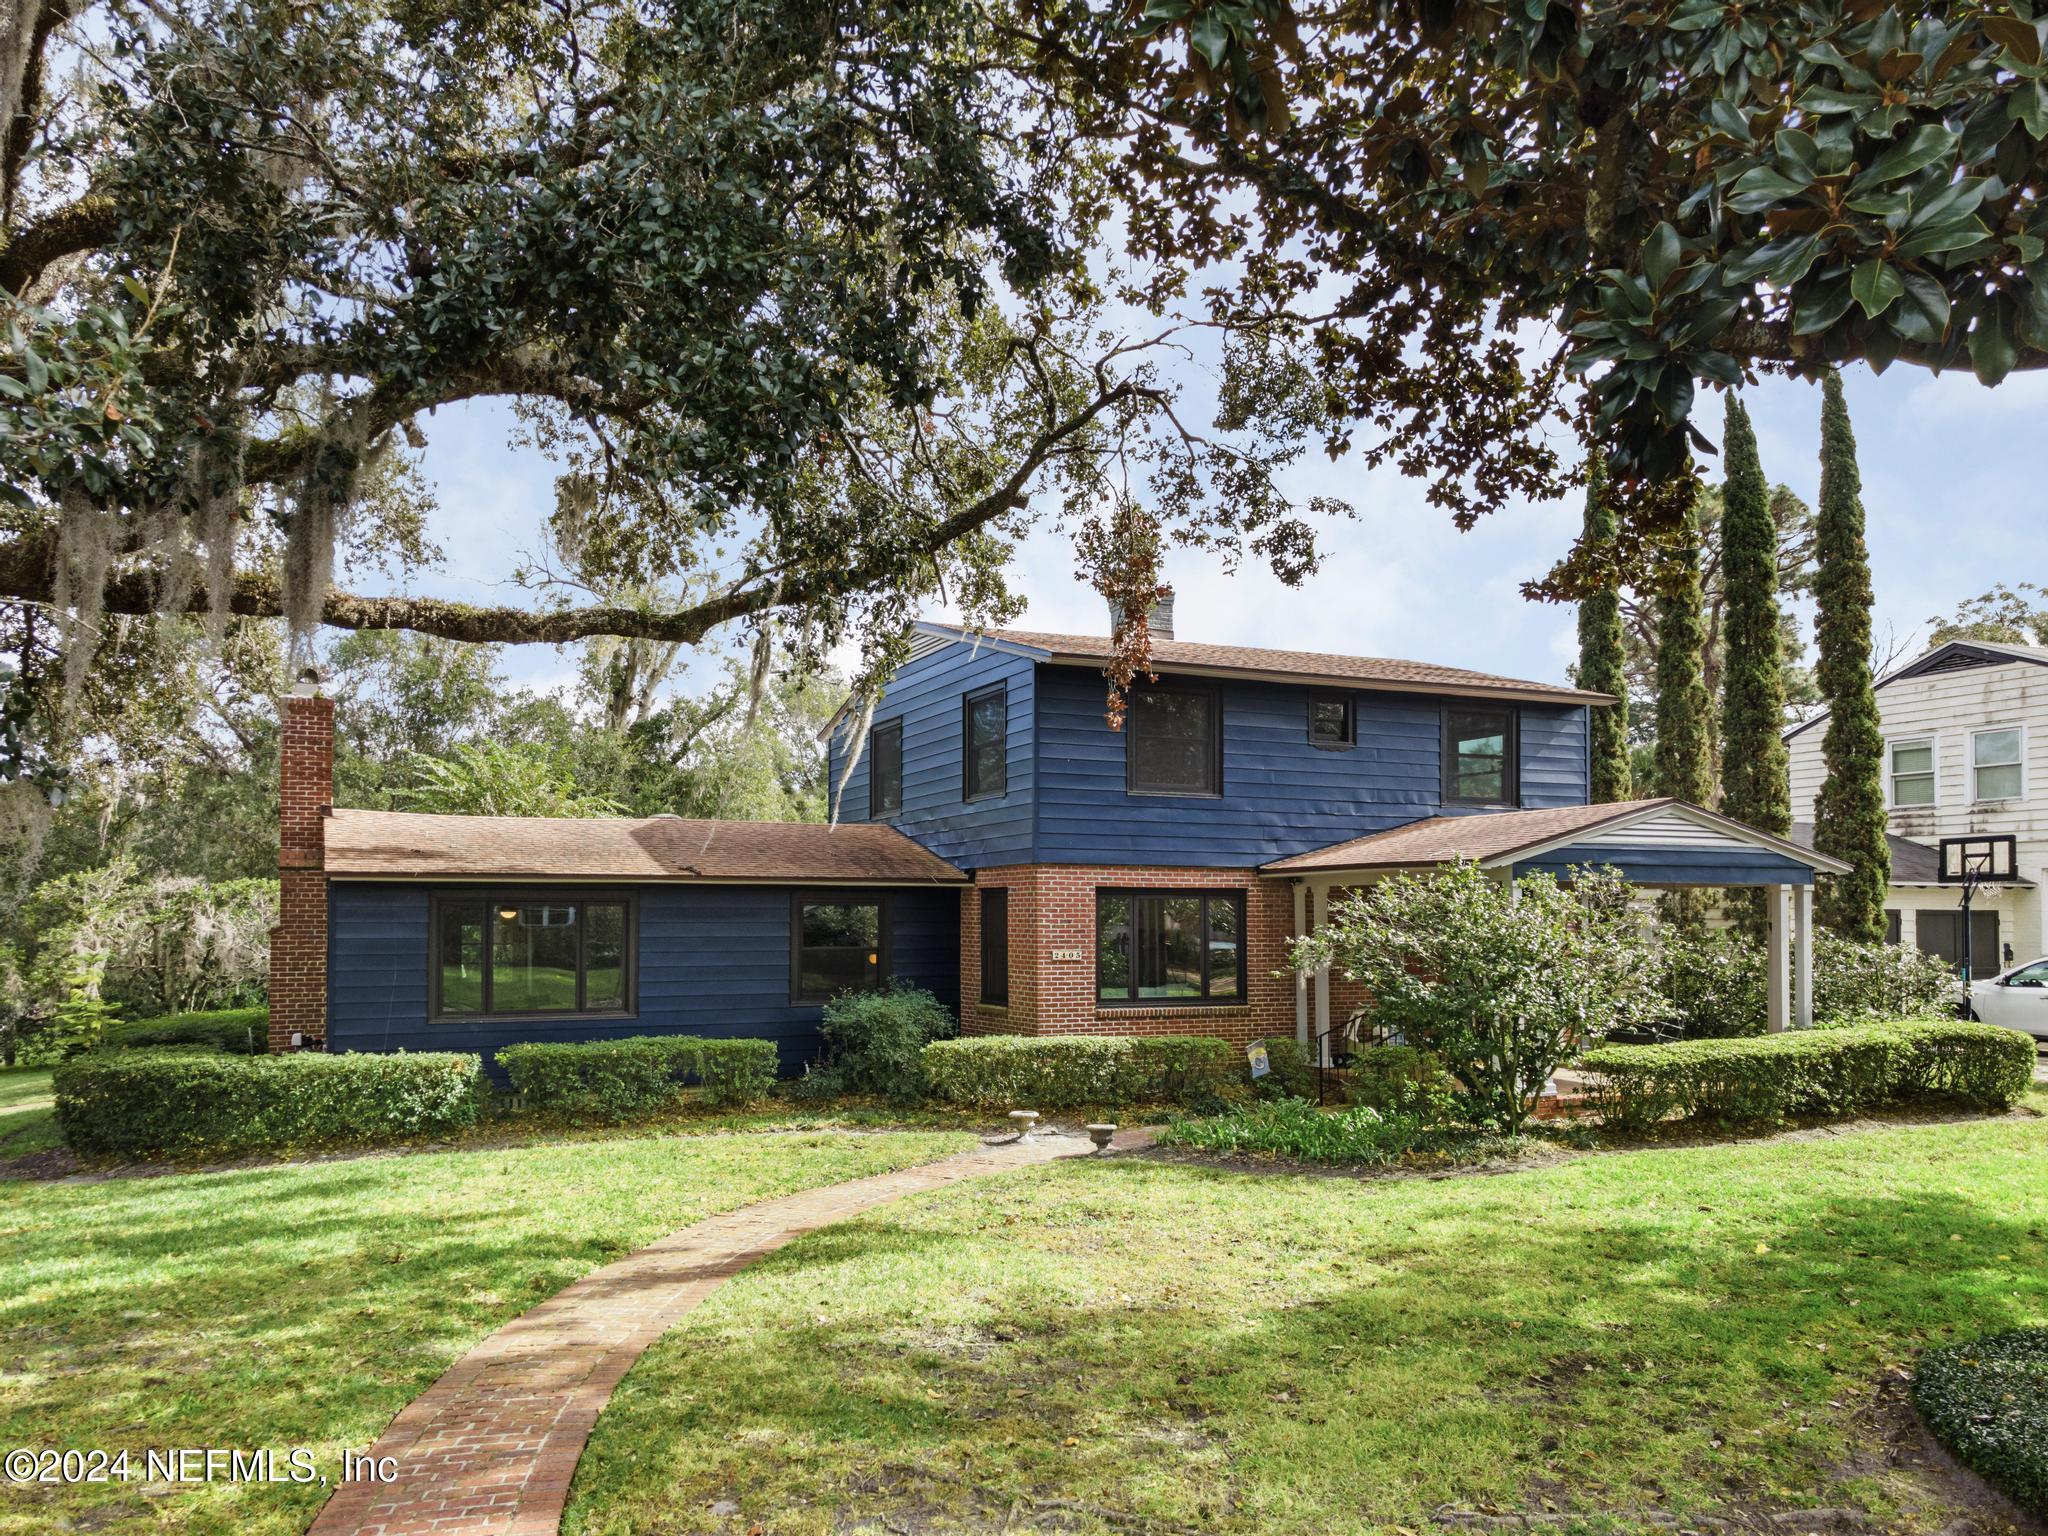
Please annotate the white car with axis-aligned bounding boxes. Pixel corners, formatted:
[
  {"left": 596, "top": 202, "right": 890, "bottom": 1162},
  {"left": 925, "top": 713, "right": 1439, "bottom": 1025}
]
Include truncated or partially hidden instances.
[{"left": 1967, "top": 958, "right": 2048, "bottom": 1039}]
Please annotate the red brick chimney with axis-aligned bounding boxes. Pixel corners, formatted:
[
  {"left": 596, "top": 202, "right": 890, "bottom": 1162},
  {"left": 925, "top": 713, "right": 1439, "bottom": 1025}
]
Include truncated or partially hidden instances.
[{"left": 268, "top": 674, "right": 334, "bottom": 1052}]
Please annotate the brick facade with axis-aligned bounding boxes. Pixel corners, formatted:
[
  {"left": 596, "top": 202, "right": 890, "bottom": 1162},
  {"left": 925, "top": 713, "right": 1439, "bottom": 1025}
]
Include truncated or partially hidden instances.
[
  {"left": 268, "top": 692, "right": 333, "bottom": 1052},
  {"left": 959, "top": 863, "right": 1320, "bottom": 1049}
]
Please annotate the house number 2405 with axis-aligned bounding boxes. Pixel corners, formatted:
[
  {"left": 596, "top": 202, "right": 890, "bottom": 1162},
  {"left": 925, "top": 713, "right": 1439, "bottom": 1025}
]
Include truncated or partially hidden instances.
[{"left": 1049, "top": 947, "right": 1085, "bottom": 962}]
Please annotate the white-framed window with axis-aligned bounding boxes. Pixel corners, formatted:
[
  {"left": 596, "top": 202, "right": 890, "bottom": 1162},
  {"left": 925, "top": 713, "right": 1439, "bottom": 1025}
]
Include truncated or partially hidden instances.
[
  {"left": 1972, "top": 726, "right": 2024, "bottom": 802},
  {"left": 1887, "top": 736, "right": 1936, "bottom": 808}
]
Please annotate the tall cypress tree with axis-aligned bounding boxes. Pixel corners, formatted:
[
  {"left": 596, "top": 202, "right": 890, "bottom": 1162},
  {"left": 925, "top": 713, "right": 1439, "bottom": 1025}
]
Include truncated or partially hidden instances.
[
  {"left": 1576, "top": 450, "right": 1632, "bottom": 802},
  {"left": 1653, "top": 497, "right": 1714, "bottom": 931},
  {"left": 1717, "top": 397, "right": 1791, "bottom": 941},
  {"left": 1811, "top": 370, "right": 1890, "bottom": 939}
]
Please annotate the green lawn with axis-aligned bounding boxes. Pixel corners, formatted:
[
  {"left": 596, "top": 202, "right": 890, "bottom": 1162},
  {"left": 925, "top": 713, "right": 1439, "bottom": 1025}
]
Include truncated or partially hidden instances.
[
  {"left": 0, "top": 1067, "right": 57, "bottom": 1160},
  {"left": 0, "top": 1125, "right": 973, "bottom": 1536},
  {"left": 568, "top": 1100, "right": 2048, "bottom": 1536}
]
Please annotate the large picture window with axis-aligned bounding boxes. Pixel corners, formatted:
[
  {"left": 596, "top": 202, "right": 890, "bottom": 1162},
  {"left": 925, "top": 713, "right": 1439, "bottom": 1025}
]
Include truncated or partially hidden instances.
[
  {"left": 1443, "top": 704, "right": 1518, "bottom": 806},
  {"left": 1127, "top": 685, "right": 1222, "bottom": 796},
  {"left": 980, "top": 887, "right": 1009, "bottom": 1005},
  {"left": 1095, "top": 889, "right": 1244, "bottom": 1006},
  {"left": 869, "top": 718, "right": 903, "bottom": 818},
  {"left": 963, "top": 685, "right": 1007, "bottom": 801},
  {"left": 791, "top": 894, "right": 889, "bottom": 1004},
  {"left": 432, "top": 893, "right": 634, "bottom": 1019}
]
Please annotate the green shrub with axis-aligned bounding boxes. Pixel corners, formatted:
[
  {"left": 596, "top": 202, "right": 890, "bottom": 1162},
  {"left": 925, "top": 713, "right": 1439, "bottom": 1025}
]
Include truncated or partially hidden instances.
[
  {"left": 1160, "top": 1098, "right": 1425, "bottom": 1165},
  {"left": 1657, "top": 931, "right": 1956, "bottom": 1038},
  {"left": 819, "top": 984, "right": 958, "bottom": 1101},
  {"left": 1913, "top": 1328, "right": 2048, "bottom": 1516},
  {"left": 498, "top": 1034, "right": 778, "bottom": 1118},
  {"left": 692, "top": 1038, "right": 778, "bottom": 1108},
  {"left": 103, "top": 1006, "right": 269, "bottom": 1054},
  {"left": 1661, "top": 932, "right": 1766, "bottom": 1037},
  {"left": 1579, "top": 1019, "right": 2033, "bottom": 1132},
  {"left": 53, "top": 1049, "right": 483, "bottom": 1158},
  {"left": 1342, "top": 1044, "right": 1457, "bottom": 1123},
  {"left": 920, "top": 1034, "right": 1241, "bottom": 1109},
  {"left": 1812, "top": 933, "right": 1955, "bottom": 1022},
  {"left": 1253, "top": 1037, "right": 1313, "bottom": 1101}
]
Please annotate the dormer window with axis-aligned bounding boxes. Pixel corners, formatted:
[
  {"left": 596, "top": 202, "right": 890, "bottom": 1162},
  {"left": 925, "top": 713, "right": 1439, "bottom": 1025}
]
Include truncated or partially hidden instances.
[{"left": 1443, "top": 704, "right": 1518, "bottom": 807}]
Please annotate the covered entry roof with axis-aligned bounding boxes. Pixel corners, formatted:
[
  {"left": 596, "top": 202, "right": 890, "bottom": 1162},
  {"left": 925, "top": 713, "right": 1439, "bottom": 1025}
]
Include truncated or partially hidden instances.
[
  {"left": 1260, "top": 798, "right": 1852, "bottom": 886},
  {"left": 324, "top": 809, "right": 968, "bottom": 885}
]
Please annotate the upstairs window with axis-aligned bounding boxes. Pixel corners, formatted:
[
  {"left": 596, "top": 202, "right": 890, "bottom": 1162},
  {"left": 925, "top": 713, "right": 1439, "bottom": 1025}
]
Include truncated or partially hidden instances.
[
  {"left": 1308, "top": 691, "right": 1354, "bottom": 749},
  {"left": 791, "top": 895, "right": 887, "bottom": 1004},
  {"left": 432, "top": 893, "right": 633, "bottom": 1019},
  {"left": 868, "top": 718, "right": 903, "bottom": 819},
  {"left": 1888, "top": 737, "right": 1935, "bottom": 807},
  {"left": 1973, "top": 728, "right": 2022, "bottom": 801},
  {"left": 1127, "top": 685, "right": 1222, "bottom": 796},
  {"left": 980, "top": 887, "right": 1009, "bottom": 1005},
  {"left": 1096, "top": 889, "right": 1244, "bottom": 1005},
  {"left": 1443, "top": 704, "right": 1518, "bottom": 806},
  {"left": 963, "top": 685, "right": 1007, "bottom": 801}
]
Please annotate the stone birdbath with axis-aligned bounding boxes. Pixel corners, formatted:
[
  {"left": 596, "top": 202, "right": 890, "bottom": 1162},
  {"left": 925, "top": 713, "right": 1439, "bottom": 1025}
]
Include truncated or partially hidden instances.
[
  {"left": 1085, "top": 1123, "right": 1118, "bottom": 1153},
  {"left": 1007, "top": 1109, "right": 1040, "bottom": 1142}
]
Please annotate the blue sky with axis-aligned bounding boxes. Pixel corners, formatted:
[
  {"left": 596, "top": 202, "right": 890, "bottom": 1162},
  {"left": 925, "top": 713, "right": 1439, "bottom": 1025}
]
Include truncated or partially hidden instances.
[{"left": 401, "top": 359, "right": 2046, "bottom": 704}]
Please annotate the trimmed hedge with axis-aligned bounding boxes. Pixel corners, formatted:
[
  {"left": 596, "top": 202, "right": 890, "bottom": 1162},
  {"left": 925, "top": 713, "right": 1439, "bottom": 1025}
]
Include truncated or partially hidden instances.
[
  {"left": 53, "top": 1048, "right": 483, "bottom": 1158},
  {"left": 102, "top": 1006, "right": 269, "bottom": 1055},
  {"left": 496, "top": 1034, "right": 777, "bottom": 1118},
  {"left": 921, "top": 1034, "right": 1243, "bottom": 1109},
  {"left": 1913, "top": 1328, "right": 2048, "bottom": 1516},
  {"left": 1579, "top": 1019, "right": 2035, "bottom": 1132}
]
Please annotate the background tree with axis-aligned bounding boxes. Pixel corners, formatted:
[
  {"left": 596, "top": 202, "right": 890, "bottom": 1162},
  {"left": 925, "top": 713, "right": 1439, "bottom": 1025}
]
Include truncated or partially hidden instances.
[
  {"left": 1716, "top": 397, "right": 1792, "bottom": 941},
  {"left": 1574, "top": 450, "right": 1631, "bottom": 802},
  {"left": 1811, "top": 371, "right": 1891, "bottom": 940},
  {"left": 1931, "top": 583, "right": 2048, "bottom": 646},
  {"left": 1073, "top": 0, "right": 2048, "bottom": 580},
  {"left": 1617, "top": 484, "right": 1819, "bottom": 734},
  {"left": 1652, "top": 501, "right": 1714, "bottom": 931},
  {"left": 0, "top": 0, "right": 1351, "bottom": 805}
]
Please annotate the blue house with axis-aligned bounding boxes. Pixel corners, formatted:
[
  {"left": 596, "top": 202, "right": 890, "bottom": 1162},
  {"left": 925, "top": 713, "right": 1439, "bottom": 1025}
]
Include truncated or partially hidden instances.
[{"left": 269, "top": 594, "right": 1847, "bottom": 1064}]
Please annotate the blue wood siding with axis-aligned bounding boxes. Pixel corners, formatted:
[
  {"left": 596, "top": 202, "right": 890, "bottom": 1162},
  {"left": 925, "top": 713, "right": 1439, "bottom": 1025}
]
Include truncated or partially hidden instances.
[
  {"left": 327, "top": 881, "right": 960, "bottom": 1071},
  {"left": 1518, "top": 705, "right": 1590, "bottom": 809},
  {"left": 1031, "top": 666, "right": 1594, "bottom": 866},
  {"left": 829, "top": 640, "right": 1035, "bottom": 870},
  {"left": 1512, "top": 843, "right": 1816, "bottom": 885}
]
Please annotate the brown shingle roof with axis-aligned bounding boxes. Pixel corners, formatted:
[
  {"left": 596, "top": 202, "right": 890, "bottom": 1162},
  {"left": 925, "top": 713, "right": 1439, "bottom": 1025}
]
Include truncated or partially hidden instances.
[
  {"left": 939, "top": 625, "right": 1612, "bottom": 704},
  {"left": 1261, "top": 800, "right": 1677, "bottom": 873},
  {"left": 323, "top": 809, "right": 967, "bottom": 884}
]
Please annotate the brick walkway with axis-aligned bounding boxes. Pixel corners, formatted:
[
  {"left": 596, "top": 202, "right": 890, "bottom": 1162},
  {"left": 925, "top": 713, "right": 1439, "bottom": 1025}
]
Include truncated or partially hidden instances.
[{"left": 306, "top": 1127, "right": 1152, "bottom": 1536}]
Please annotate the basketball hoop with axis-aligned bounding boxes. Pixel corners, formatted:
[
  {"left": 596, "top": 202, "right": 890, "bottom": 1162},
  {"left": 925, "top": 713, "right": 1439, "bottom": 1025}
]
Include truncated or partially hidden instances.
[
  {"left": 1938, "top": 835, "right": 2020, "bottom": 1015},
  {"left": 1939, "top": 835, "right": 2018, "bottom": 884}
]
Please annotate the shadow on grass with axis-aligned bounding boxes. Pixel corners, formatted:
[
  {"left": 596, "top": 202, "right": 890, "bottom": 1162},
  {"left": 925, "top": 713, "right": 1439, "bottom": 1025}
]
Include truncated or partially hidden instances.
[{"left": 568, "top": 1149, "right": 2048, "bottom": 1536}]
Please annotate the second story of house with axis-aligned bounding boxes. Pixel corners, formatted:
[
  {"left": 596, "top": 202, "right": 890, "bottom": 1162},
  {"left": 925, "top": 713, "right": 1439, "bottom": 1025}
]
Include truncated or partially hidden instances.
[
  {"left": 1787, "top": 638, "right": 2048, "bottom": 863},
  {"left": 825, "top": 602, "right": 1607, "bottom": 871}
]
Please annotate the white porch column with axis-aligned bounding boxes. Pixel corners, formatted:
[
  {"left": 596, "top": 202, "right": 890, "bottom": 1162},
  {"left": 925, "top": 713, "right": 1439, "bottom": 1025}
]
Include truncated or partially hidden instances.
[
  {"left": 1766, "top": 884, "right": 1790, "bottom": 1033},
  {"left": 1793, "top": 882, "right": 1814, "bottom": 1030},
  {"left": 1312, "top": 881, "right": 1332, "bottom": 1065},
  {"left": 1293, "top": 880, "right": 1310, "bottom": 1050}
]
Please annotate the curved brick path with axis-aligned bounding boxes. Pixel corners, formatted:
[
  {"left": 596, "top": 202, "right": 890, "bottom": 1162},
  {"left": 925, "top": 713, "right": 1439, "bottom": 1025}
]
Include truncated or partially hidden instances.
[{"left": 307, "top": 1127, "right": 1153, "bottom": 1536}]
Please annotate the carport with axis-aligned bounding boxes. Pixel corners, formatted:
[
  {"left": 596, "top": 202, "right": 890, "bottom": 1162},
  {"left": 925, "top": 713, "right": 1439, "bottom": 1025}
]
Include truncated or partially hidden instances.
[{"left": 1263, "top": 798, "right": 1855, "bottom": 1055}]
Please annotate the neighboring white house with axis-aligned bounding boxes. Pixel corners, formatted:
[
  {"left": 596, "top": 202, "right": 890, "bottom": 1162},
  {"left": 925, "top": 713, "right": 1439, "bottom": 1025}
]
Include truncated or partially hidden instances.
[{"left": 1786, "top": 638, "right": 2048, "bottom": 974}]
